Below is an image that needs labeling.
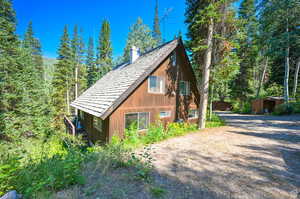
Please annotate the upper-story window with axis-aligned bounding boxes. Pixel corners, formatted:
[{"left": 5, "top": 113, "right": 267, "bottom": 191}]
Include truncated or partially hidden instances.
[
  {"left": 179, "top": 81, "right": 190, "bottom": 96},
  {"left": 148, "top": 76, "right": 165, "bottom": 94},
  {"left": 170, "top": 52, "right": 176, "bottom": 66}
]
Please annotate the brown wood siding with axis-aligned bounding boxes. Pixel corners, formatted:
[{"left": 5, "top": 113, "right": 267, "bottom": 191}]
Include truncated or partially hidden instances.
[
  {"left": 108, "top": 46, "right": 199, "bottom": 140},
  {"left": 81, "top": 111, "right": 108, "bottom": 143}
]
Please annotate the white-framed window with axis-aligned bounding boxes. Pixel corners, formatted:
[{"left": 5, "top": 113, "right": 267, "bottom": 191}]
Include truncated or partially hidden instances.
[
  {"left": 148, "top": 76, "right": 165, "bottom": 94},
  {"left": 188, "top": 109, "right": 198, "bottom": 119},
  {"left": 179, "top": 81, "right": 190, "bottom": 96},
  {"left": 125, "top": 112, "right": 150, "bottom": 130},
  {"left": 93, "top": 116, "right": 102, "bottom": 131},
  {"left": 159, "top": 111, "right": 171, "bottom": 118},
  {"left": 170, "top": 52, "right": 176, "bottom": 66}
]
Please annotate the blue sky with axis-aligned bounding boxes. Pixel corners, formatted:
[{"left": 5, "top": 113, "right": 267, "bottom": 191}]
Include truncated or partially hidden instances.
[{"left": 14, "top": 0, "right": 188, "bottom": 59}]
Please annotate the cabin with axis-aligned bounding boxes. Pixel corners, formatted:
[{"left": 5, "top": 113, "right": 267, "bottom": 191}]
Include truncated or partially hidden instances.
[
  {"left": 251, "top": 97, "right": 285, "bottom": 114},
  {"left": 70, "top": 38, "right": 200, "bottom": 143}
]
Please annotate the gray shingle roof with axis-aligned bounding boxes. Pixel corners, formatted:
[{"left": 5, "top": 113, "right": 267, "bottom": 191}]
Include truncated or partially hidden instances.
[{"left": 71, "top": 39, "right": 179, "bottom": 119}]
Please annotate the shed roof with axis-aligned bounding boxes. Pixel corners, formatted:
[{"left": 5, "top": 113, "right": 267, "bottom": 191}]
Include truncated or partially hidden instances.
[{"left": 71, "top": 39, "right": 179, "bottom": 119}]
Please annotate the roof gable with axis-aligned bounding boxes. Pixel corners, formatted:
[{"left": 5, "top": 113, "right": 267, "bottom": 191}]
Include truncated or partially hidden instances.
[{"left": 71, "top": 39, "right": 185, "bottom": 119}]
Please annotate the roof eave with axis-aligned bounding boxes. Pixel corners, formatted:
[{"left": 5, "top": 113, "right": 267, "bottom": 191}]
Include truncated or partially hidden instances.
[{"left": 71, "top": 103, "right": 102, "bottom": 118}]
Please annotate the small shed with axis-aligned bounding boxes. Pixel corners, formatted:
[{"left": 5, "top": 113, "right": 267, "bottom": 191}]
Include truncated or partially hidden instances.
[
  {"left": 212, "top": 101, "right": 232, "bottom": 111},
  {"left": 251, "top": 97, "right": 284, "bottom": 114}
]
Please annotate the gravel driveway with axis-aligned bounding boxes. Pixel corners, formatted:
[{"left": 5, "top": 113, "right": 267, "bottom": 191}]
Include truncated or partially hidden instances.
[
  {"left": 56, "top": 112, "right": 300, "bottom": 199},
  {"left": 149, "top": 112, "right": 300, "bottom": 199}
]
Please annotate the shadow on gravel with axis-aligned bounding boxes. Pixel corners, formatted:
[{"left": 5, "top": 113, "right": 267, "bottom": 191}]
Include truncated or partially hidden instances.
[
  {"left": 216, "top": 112, "right": 300, "bottom": 130},
  {"left": 151, "top": 145, "right": 299, "bottom": 199},
  {"left": 228, "top": 130, "right": 300, "bottom": 143}
]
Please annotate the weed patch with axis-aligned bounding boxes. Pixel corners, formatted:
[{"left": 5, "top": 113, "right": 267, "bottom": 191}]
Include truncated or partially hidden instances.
[{"left": 150, "top": 186, "right": 167, "bottom": 198}]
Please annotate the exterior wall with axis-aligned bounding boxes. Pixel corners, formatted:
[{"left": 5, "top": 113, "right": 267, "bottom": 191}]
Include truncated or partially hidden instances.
[
  {"left": 80, "top": 111, "right": 109, "bottom": 143},
  {"left": 252, "top": 99, "right": 263, "bottom": 114},
  {"left": 108, "top": 46, "right": 199, "bottom": 140}
]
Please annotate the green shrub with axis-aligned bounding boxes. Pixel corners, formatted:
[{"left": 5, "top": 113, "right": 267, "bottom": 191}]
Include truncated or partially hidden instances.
[
  {"left": 273, "top": 102, "right": 300, "bottom": 115},
  {"left": 232, "top": 100, "right": 252, "bottom": 114},
  {"left": 17, "top": 150, "right": 85, "bottom": 198},
  {"left": 206, "top": 113, "right": 225, "bottom": 128},
  {"left": 150, "top": 186, "right": 166, "bottom": 198},
  {"left": 0, "top": 133, "right": 86, "bottom": 198},
  {"left": 292, "top": 102, "right": 300, "bottom": 113},
  {"left": 0, "top": 155, "right": 20, "bottom": 196},
  {"left": 265, "top": 83, "right": 283, "bottom": 97},
  {"left": 123, "top": 121, "right": 197, "bottom": 148}
]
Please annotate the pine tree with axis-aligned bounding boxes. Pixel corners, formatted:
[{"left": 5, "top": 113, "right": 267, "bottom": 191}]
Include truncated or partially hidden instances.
[
  {"left": 185, "top": 0, "right": 216, "bottom": 128},
  {"left": 0, "top": 0, "right": 21, "bottom": 133},
  {"left": 77, "top": 28, "right": 87, "bottom": 94},
  {"left": 232, "top": 0, "right": 259, "bottom": 101},
  {"left": 23, "top": 21, "right": 44, "bottom": 80},
  {"left": 52, "top": 25, "right": 73, "bottom": 127},
  {"left": 259, "top": 0, "right": 300, "bottom": 102},
  {"left": 123, "top": 17, "right": 158, "bottom": 62},
  {"left": 15, "top": 46, "right": 52, "bottom": 137},
  {"left": 86, "top": 37, "right": 97, "bottom": 86},
  {"left": 96, "top": 19, "right": 113, "bottom": 79},
  {"left": 153, "top": 0, "right": 162, "bottom": 44},
  {"left": 186, "top": 0, "right": 240, "bottom": 128},
  {"left": 0, "top": 0, "right": 52, "bottom": 136},
  {"left": 71, "top": 25, "right": 86, "bottom": 106},
  {"left": 211, "top": 2, "right": 240, "bottom": 103}
]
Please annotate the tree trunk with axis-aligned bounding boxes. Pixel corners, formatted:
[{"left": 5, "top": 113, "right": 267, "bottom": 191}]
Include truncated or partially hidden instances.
[
  {"left": 66, "top": 81, "right": 70, "bottom": 115},
  {"left": 293, "top": 58, "right": 300, "bottom": 99},
  {"left": 199, "top": 18, "right": 214, "bottom": 129},
  {"left": 75, "top": 64, "right": 78, "bottom": 115},
  {"left": 284, "top": 19, "right": 290, "bottom": 103},
  {"left": 256, "top": 57, "right": 268, "bottom": 98}
]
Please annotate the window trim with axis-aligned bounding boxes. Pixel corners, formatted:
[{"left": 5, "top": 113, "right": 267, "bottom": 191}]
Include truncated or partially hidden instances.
[
  {"left": 124, "top": 112, "right": 150, "bottom": 131},
  {"left": 188, "top": 109, "right": 198, "bottom": 119},
  {"left": 179, "top": 80, "right": 190, "bottom": 96},
  {"left": 159, "top": 111, "right": 171, "bottom": 118},
  {"left": 148, "top": 75, "right": 165, "bottom": 94}
]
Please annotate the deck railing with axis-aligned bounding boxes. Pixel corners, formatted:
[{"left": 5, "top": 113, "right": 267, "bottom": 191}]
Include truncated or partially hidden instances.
[{"left": 63, "top": 115, "right": 76, "bottom": 136}]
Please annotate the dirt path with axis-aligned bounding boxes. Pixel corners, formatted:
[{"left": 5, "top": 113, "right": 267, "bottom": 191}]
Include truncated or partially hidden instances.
[{"left": 148, "top": 112, "right": 300, "bottom": 199}]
